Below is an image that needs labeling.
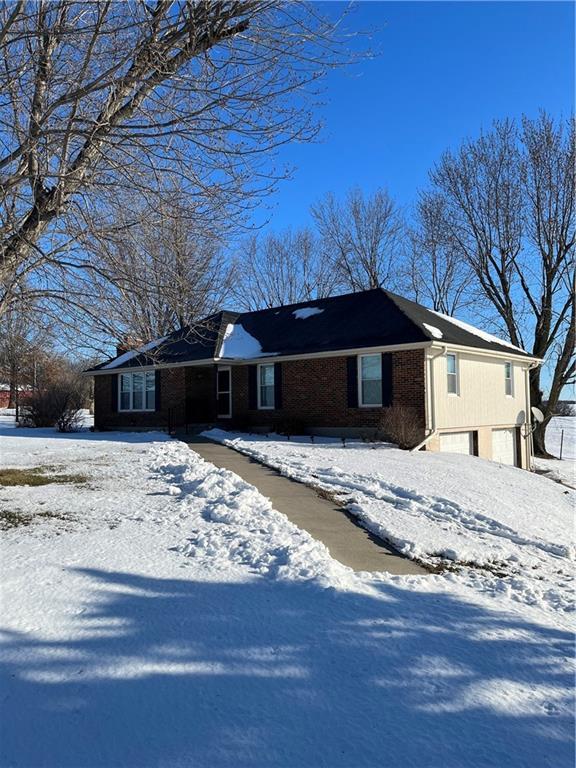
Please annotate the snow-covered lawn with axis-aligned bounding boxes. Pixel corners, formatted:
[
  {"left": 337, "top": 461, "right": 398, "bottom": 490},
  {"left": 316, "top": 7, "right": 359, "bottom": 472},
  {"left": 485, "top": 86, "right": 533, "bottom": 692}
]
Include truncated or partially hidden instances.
[
  {"left": 1, "top": 417, "right": 574, "bottom": 767},
  {"left": 546, "top": 416, "right": 575, "bottom": 461},
  {"left": 535, "top": 416, "right": 576, "bottom": 488},
  {"left": 206, "top": 428, "right": 575, "bottom": 617}
]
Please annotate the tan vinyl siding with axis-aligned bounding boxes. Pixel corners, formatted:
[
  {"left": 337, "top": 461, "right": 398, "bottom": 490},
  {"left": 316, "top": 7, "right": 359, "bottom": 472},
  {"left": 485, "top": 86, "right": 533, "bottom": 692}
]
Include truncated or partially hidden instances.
[
  {"left": 430, "top": 350, "right": 529, "bottom": 429},
  {"left": 426, "top": 347, "right": 532, "bottom": 469}
]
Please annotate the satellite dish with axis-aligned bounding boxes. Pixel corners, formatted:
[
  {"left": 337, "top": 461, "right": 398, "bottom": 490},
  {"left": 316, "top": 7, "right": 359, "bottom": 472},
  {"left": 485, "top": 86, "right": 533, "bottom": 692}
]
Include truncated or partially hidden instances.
[{"left": 531, "top": 406, "right": 545, "bottom": 423}]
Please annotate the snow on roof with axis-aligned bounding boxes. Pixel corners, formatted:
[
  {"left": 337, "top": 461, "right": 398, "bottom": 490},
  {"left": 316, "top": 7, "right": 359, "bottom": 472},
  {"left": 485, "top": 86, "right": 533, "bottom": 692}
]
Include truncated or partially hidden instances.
[
  {"left": 218, "top": 323, "right": 271, "bottom": 359},
  {"left": 431, "top": 310, "right": 526, "bottom": 353},
  {"left": 293, "top": 307, "right": 324, "bottom": 320},
  {"left": 103, "top": 337, "right": 167, "bottom": 369},
  {"left": 422, "top": 323, "right": 443, "bottom": 340}
]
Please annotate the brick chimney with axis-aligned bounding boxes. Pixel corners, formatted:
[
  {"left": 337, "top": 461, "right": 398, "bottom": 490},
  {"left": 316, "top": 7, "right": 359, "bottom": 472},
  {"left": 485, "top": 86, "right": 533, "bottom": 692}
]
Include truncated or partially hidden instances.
[{"left": 116, "top": 337, "right": 143, "bottom": 357}]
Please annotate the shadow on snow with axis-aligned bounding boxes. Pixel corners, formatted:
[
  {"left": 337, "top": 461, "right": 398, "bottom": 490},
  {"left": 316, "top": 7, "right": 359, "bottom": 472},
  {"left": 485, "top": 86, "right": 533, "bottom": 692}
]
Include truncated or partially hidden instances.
[
  {"left": 0, "top": 425, "right": 169, "bottom": 445},
  {"left": 0, "top": 569, "right": 573, "bottom": 768}
]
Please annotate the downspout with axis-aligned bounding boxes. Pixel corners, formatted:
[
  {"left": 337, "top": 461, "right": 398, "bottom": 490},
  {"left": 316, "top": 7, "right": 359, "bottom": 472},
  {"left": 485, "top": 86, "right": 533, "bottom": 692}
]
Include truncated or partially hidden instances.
[{"left": 411, "top": 345, "right": 447, "bottom": 453}]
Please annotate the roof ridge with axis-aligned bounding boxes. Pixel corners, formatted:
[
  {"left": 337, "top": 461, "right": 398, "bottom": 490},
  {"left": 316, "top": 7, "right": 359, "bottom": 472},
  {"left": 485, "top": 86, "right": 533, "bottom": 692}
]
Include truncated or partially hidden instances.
[
  {"left": 380, "top": 289, "right": 433, "bottom": 341},
  {"left": 238, "top": 287, "right": 383, "bottom": 317},
  {"left": 387, "top": 290, "right": 529, "bottom": 355},
  {"left": 85, "top": 287, "right": 533, "bottom": 373}
]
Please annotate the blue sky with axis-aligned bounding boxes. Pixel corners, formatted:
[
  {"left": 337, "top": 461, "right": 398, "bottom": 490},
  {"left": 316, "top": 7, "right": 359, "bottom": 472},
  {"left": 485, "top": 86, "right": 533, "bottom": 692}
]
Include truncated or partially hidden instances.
[{"left": 257, "top": 0, "right": 574, "bottom": 228}]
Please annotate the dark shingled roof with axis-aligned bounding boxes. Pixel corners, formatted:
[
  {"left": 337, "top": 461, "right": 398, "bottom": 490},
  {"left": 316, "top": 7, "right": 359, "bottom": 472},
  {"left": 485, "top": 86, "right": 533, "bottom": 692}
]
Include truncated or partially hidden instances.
[
  {"left": 88, "top": 311, "right": 239, "bottom": 372},
  {"left": 87, "top": 289, "right": 532, "bottom": 372}
]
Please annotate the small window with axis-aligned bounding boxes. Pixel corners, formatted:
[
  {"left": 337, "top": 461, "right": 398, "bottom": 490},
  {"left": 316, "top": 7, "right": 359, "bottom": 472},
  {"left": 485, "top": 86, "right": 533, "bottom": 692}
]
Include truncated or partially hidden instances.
[
  {"left": 217, "top": 367, "right": 232, "bottom": 417},
  {"left": 258, "top": 364, "right": 275, "bottom": 409},
  {"left": 359, "top": 354, "right": 382, "bottom": 406},
  {"left": 132, "top": 372, "right": 144, "bottom": 410},
  {"left": 504, "top": 361, "right": 513, "bottom": 396},
  {"left": 119, "top": 371, "right": 155, "bottom": 411},
  {"left": 145, "top": 373, "right": 155, "bottom": 410},
  {"left": 120, "top": 374, "right": 131, "bottom": 411},
  {"left": 447, "top": 353, "right": 459, "bottom": 395}
]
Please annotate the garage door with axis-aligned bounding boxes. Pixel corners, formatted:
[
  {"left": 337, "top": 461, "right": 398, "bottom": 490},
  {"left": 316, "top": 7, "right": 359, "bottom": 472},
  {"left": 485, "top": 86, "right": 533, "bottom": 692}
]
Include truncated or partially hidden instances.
[
  {"left": 492, "top": 428, "right": 517, "bottom": 466},
  {"left": 439, "top": 431, "right": 474, "bottom": 455}
]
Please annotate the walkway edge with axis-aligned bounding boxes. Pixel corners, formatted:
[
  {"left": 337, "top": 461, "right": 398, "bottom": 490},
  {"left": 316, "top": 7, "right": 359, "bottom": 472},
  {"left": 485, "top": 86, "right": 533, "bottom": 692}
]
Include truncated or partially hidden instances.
[{"left": 184, "top": 436, "right": 429, "bottom": 576}]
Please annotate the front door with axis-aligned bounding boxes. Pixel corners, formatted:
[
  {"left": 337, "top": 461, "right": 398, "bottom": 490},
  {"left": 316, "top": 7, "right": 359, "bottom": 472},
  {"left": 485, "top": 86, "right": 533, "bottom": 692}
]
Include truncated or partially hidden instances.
[
  {"left": 185, "top": 366, "right": 215, "bottom": 423},
  {"left": 216, "top": 366, "right": 232, "bottom": 418}
]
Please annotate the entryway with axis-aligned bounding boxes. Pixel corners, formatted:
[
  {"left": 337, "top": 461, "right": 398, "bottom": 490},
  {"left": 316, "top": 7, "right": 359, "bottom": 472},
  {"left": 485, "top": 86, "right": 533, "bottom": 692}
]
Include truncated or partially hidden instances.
[
  {"left": 185, "top": 366, "right": 215, "bottom": 425},
  {"left": 184, "top": 364, "right": 233, "bottom": 429}
]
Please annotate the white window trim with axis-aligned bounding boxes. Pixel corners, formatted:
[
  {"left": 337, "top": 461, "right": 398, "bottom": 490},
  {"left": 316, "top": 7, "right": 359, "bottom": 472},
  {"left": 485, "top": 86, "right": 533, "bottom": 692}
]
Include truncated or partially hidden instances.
[
  {"left": 504, "top": 361, "right": 514, "bottom": 397},
  {"left": 216, "top": 365, "right": 232, "bottom": 418},
  {"left": 446, "top": 353, "right": 460, "bottom": 396},
  {"left": 257, "top": 363, "right": 275, "bottom": 410},
  {"left": 358, "top": 353, "right": 383, "bottom": 408},
  {"left": 118, "top": 371, "right": 156, "bottom": 412}
]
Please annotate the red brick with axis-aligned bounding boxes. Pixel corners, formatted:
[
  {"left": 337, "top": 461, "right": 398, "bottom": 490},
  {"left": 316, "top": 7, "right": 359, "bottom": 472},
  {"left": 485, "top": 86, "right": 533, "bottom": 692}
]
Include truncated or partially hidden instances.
[{"left": 93, "top": 350, "right": 426, "bottom": 436}]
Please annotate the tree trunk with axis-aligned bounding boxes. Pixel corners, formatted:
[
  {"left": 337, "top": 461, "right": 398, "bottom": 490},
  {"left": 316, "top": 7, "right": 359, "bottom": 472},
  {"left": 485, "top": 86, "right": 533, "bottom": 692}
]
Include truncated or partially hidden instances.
[
  {"left": 7, "top": 363, "right": 17, "bottom": 408},
  {"left": 532, "top": 420, "right": 550, "bottom": 458},
  {"left": 529, "top": 367, "right": 554, "bottom": 458}
]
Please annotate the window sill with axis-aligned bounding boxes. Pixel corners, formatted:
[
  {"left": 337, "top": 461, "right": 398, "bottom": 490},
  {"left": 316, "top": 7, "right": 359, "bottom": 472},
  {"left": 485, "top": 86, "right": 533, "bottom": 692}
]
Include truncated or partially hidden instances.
[{"left": 118, "top": 409, "right": 156, "bottom": 413}]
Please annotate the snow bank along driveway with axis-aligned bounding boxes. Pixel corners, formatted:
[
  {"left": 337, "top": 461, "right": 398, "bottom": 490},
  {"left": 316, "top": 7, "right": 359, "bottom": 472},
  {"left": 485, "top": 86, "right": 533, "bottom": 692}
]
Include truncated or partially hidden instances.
[
  {"left": 1, "top": 423, "right": 574, "bottom": 768},
  {"left": 206, "top": 429, "right": 575, "bottom": 617}
]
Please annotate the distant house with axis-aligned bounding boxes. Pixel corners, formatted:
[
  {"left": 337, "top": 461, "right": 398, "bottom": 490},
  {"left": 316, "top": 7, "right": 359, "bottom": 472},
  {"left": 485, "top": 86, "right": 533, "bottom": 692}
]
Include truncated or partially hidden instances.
[
  {"left": 86, "top": 289, "right": 541, "bottom": 469},
  {"left": 0, "top": 383, "right": 32, "bottom": 409},
  {"left": 0, "top": 384, "right": 10, "bottom": 409}
]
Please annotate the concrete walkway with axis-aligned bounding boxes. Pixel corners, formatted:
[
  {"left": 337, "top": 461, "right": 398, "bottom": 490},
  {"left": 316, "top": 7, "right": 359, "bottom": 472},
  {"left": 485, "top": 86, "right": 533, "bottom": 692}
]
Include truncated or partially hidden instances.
[{"left": 185, "top": 436, "right": 428, "bottom": 575}]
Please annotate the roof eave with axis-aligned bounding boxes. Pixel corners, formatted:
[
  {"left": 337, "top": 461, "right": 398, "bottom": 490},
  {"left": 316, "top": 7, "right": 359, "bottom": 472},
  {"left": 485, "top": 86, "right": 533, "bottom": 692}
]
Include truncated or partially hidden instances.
[
  {"left": 86, "top": 341, "right": 435, "bottom": 374},
  {"left": 428, "top": 340, "right": 541, "bottom": 363}
]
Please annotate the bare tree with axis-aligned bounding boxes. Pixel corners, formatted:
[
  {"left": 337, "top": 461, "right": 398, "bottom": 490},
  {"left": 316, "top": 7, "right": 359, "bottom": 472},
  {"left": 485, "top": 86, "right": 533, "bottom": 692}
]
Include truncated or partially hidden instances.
[
  {"left": 0, "top": 304, "right": 51, "bottom": 407},
  {"left": 78, "top": 187, "right": 231, "bottom": 346},
  {"left": 0, "top": 1, "right": 361, "bottom": 319},
  {"left": 403, "top": 193, "right": 476, "bottom": 315},
  {"left": 231, "top": 227, "right": 338, "bottom": 311},
  {"left": 312, "top": 187, "right": 404, "bottom": 292},
  {"left": 429, "top": 113, "right": 575, "bottom": 455}
]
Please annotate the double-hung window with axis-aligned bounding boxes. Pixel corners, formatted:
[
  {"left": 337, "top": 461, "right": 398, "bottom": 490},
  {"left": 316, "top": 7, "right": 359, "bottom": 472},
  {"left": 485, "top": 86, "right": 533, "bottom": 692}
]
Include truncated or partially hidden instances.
[
  {"left": 504, "top": 361, "right": 513, "bottom": 396},
  {"left": 258, "top": 364, "right": 275, "bottom": 409},
  {"left": 359, "top": 354, "right": 382, "bottom": 407},
  {"left": 119, "top": 371, "right": 155, "bottom": 411},
  {"left": 447, "top": 353, "right": 459, "bottom": 395}
]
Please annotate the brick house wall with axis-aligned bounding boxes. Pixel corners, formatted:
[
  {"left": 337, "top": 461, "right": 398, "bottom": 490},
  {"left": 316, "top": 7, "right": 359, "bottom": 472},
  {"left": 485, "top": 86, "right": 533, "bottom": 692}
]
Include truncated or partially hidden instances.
[
  {"left": 93, "top": 349, "right": 426, "bottom": 436},
  {"left": 0, "top": 388, "right": 33, "bottom": 409},
  {"left": 228, "top": 349, "right": 426, "bottom": 434},
  {"left": 94, "top": 367, "right": 188, "bottom": 430}
]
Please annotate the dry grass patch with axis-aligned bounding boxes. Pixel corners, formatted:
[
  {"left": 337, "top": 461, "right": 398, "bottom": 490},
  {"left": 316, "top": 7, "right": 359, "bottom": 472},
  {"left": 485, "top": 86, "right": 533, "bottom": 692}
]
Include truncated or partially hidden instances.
[
  {"left": 0, "top": 467, "right": 88, "bottom": 487},
  {"left": 0, "top": 508, "right": 70, "bottom": 531},
  {"left": 0, "top": 467, "right": 89, "bottom": 530}
]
